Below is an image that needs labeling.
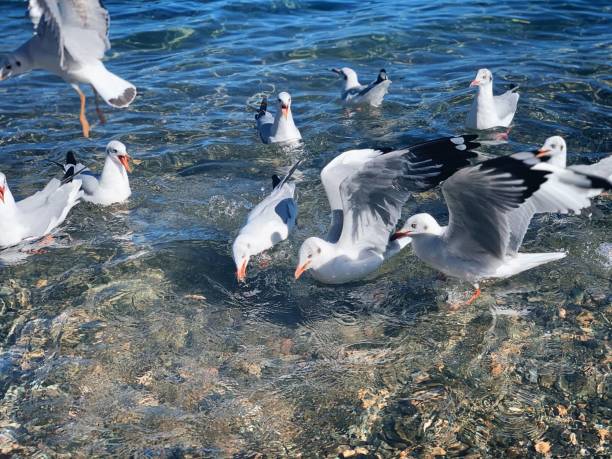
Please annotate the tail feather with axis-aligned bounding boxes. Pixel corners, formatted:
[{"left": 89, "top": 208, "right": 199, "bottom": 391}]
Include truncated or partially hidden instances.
[
  {"left": 496, "top": 252, "right": 566, "bottom": 278},
  {"left": 89, "top": 64, "right": 137, "bottom": 108}
]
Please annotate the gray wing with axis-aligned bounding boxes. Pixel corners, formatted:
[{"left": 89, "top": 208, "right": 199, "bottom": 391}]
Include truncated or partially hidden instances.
[
  {"left": 274, "top": 197, "right": 297, "bottom": 227},
  {"left": 506, "top": 199, "right": 538, "bottom": 255},
  {"left": 494, "top": 89, "right": 519, "bottom": 120},
  {"left": 29, "top": 0, "right": 110, "bottom": 67},
  {"left": 442, "top": 155, "right": 549, "bottom": 260},
  {"left": 336, "top": 136, "right": 481, "bottom": 252},
  {"left": 256, "top": 112, "right": 274, "bottom": 143},
  {"left": 569, "top": 155, "right": 612, "bottom": 180}
]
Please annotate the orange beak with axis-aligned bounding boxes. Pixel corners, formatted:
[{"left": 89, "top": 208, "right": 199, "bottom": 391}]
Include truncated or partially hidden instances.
[
  {"left": 536, "top": 148, "right": 550, "bottom": 158},
  {"left": 236, "top": 259, "right": 248, "bottom": 282},
  {"left": 470, "top": 80, "right": 480, "bottom": 87},
  {"left": 390, "top": 230, "right": 412, "bottom": 241},
  {"left": 281, "top": 106, "right": 289, "bottom": 119},
  {"left": 294, "top": 260, "right": 311, "bottom": 280},
  {"left": 0, "top": 186, "right": 4, "bottom": 203},
  {"left": 118, "top": 155, "right": 132, "bottom": 173}
]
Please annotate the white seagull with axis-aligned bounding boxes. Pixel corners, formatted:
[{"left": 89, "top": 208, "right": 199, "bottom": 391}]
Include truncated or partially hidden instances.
[
  {"left": 392, "top": 152, "right": 611, "bottom": 307},
  {"left": 66, "top": 140, "right": 132, "bottom": 206},
  {"left": 294, "top": 135, "right": 481, "bottom": 284},
  {"left": 466, "top": 69, "right": 519, "bottom": 130},
  {"left": 0, "top": 0, "right": 137, "bottom": 138},
  {"left": 0, "top": 169, "right": 82, "bottom": 249},
  {"left": 233, "top": 161, "right": 300, "bottom": 282},
  {"left": 331, "top": 67, "right": 391, "bottom": 107},
  {"left": 256, "top": 92, "right": 302, "bottom": 144}
]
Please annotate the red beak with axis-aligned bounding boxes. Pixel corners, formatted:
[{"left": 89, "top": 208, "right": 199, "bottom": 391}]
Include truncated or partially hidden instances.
[
  {"left": 118, "top": 155, "right": 132, "bottom": 173},
  {"left": 236, "top": 259, "right": 248, "bottom": 282},
  {"left": 536, "top": 148, "right": 550, "bottom": 158},
  {"left": 0, "top": 186, "right": 4, "bottom": 203},
  {"left": 470, "top": 80, "right": 480, "bottom": 87},
  {"left": 294, "top": 260, "right": 311, "bottom": 280},
  {"left": 281, "top": 105, "right": 289, "bottom": 119},
  {"left": 390, "top": 230, "right": 412, "bottom": 241}
]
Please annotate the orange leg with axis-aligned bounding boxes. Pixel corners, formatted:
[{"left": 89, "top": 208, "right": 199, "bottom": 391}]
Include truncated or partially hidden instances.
[
  {"left": 73, "top": 85, "right": 90, "bottom": 138},
  {"left": 450, "top": 286, "right": 481, "bottom": 310}
]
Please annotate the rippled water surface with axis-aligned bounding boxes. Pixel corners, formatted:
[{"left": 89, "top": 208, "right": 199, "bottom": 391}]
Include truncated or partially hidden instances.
[{"left": 1, "top": 0, "right": 611, "bottom": 457}]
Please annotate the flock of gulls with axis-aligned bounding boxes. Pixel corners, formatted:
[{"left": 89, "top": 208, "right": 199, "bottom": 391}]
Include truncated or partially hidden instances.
[{"left": 1, "top": 1, "right": 611, "bottom": 308}]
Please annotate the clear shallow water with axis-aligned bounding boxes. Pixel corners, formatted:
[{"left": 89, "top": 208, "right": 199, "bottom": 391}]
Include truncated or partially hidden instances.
[{"left": 0, "top": 0, "right": 611, "bottom": 456}]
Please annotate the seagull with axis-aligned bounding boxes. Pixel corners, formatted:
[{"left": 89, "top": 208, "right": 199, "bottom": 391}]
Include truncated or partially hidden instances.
[
  {"left": 65, "top": 140, "right": 132, "bottom": 206},
  {"left": 392, "top": 152, "right": 611, "bottom": 307},
  {"left": 0, "top": 168, "right": 82, "bottom": 249},
  {"left": 465, "top": 69, "right": 519, "bottom": 130},
  {"left": 331, "top": 67, "right": 391, "bottom": 107},
  {"left": 256, "top": 92, "right": 302, "bottom": 144},
  {"left": 0, "top": 0, "right": 137, "bottom": 138},
  {"left": 233, "top": 161, "right": 301, "bottom": 282},
  {"left": 294, "top": 135, "right": 481, "bottom": 284},
  {"left": 535, "top": 135, "right": 612, "bottom": 181}
]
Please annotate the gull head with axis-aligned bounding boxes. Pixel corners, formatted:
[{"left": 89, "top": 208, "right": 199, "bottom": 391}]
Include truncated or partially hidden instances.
[
  {"left": 232, "top": 235, "right": 255, "bottom": 282},
  {"left": 470, "top": 68, "right": 493, "bottom": 88},
  {"left": 277, "top": 92, "right": 292, "bottom": 119},
  {"left": 106, "top": 140, "right": 132, "bottom": 173},
  {"left": 295, "top": 237, "right": 331, "bottom": 280},
  {"left": 536, "top": 136, "right": 567, "bottom": 168},
  {"left": 0, "top": 172, "right": 6, "bottom": 204},
  {"left": 0, "top": 53, "right": 28, "bottom": 81},
  {"left": 392, "top": 213, "right": 443, "bottom": 239},
  {"left": 331, "top": 67, "right": 359, "bottom": 88}
]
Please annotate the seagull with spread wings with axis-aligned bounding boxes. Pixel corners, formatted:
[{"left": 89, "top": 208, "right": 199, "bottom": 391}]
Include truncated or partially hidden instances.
[{"left": 0, "top": 0, "right": 137, "bottom": 137}]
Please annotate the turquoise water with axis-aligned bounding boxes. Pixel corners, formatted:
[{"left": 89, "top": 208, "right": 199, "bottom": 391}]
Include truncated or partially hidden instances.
[{"left": 0, "top": 0, "right": 610, "bottom": 456}]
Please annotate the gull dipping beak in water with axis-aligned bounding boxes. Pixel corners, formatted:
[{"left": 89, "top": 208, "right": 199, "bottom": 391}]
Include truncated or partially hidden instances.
[
  {"left": 232, "top": 161, "right": 301, "bottom": 282},
  {"left": 0, "top": 0, "right": 137, "bottom": 138}
]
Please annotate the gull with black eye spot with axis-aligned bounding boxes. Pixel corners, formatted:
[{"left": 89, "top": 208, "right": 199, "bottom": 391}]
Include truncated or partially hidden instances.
[
  {"left": 65, "top": 140, "right": 133, "bottom": 206},
  {"left": 294, "top": 135, "right": 481, "bottom": 284},
  {"left": 0, "top": 0, "right": 137, "bottom": 138},
  {"left": 331, "top": 67, "right": 391, "bottom": 107},
  {"left": 0, "top": 167, "right": 82, "bottom": 249},
  {"left": 392, "top": 150, "right": 611, "bottom": 309},
  {"left": 255, "top": 92, "right": 302, "bottom": 144},
  {"left": 232, "top": 161, "right": 301, "bottom": 282},
  {"left": 466, "top": 68, "right": 519, "bottom": 130}
]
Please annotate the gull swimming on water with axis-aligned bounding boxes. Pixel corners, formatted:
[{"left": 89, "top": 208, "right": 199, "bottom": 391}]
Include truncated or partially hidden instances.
[
  {"left": 465, "top": 69, "right": 519, "bottom": 130},
  {"left": 0, "top": 0, "right": 137, "bottom": 138},
  {"left": 294, "top": 135, "right": 480, "bottom": 284},
  {"left": 331, "top": 67, "right": 391, "bottom": 107},
  {"left": 392, "top": 152, "right": 611, "bottom": 307},
  {"left": 233, "top": 161, "right": 300, "bottom": 282},
  {"left": 256, "top": 92, "right": 302, "bottom": 144},
  {"left": 65, "top": 140, "right": 132, "bottom": 206},
  {"left": 0, "top": 168, "right": 82, "bottom": 249}
]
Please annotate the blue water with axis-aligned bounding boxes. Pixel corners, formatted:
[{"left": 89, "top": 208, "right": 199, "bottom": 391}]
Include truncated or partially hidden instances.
[{"left": 0, "top": 0, "right": 610, "bottom": 456}]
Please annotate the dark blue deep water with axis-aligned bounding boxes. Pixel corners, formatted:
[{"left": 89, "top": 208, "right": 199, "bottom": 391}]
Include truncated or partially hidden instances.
[{"left": 0, "top": 1, "right": 610, "bottom": 457}]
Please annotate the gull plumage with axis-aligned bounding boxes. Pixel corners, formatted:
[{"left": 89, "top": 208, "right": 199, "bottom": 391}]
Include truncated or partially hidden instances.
[
  {"left": 0, "top": 0, "right": 137, "bottom": 137},
  {"left": 256, "top": 92, "right": 302, "bottom": 144},
  {"left": 232, "top": 161, "right": 300, "bottom": 281},
  {"left": 294, "top": 135, "right": 480, "bottom": 284},
  {"left": 466, "top": 69, "right": 519, "bottom": 130},
  {"left": 332, "top": 67, "right": 391, "bottom": 107}
]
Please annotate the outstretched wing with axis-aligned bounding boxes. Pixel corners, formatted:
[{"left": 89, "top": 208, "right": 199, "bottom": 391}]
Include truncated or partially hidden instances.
[
  {"left": 29, "top": 0, "right": 110, "bottom": 68},
  {"left": 336, "top": 136, "right": 480, "bottom": 253}
]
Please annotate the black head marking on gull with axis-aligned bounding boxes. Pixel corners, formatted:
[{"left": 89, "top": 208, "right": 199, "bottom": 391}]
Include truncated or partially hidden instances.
[
  {"left": 376, "top": 69, "right": 388, "bottom": 83},
  {"left": 271, "top": 174, "right": 281, "bottom": 189}
]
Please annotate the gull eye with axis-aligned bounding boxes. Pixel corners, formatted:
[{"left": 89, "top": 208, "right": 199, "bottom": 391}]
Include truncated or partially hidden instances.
[
  {"left": 16, "top": 61, "right": 21, "bottom": 67},
  {"left": 411, "top": 223, "right": 417, "bottom": 229},
  {"left": 6, "top": 65, "right": 11, "bottom": 70},
  {"left": 424, "top": 225, "right": 428, "bottom": 230},
  {"left": 307, "top": 254, "right": 312, "bottom": 259},
  {"left": 561, "top": 145, "right": 564, "bottom": 151},
  {"left": 317, "top": 247, "right": 321, "bottom": 254}
]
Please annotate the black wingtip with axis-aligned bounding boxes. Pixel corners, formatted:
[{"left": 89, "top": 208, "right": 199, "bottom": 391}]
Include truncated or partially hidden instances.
[
  {"left": 376, "top": 69, "right": 388, "bottom": 83},
  {"left": 255, "top": 96, "right": 268, "bottom": 120},
  {"left": 271, "top": 174, "right": 281, "bottom": 189},
  {"left": 61, "top": 166, "right": 75, "bottom": 184},
  {"left": 480, "top": 154, "right": 550, "bottom": 203},
  {"left": 66, "top": 150, "right": 77, "bottom": 166},
  {"left": 274, "top": 160, "right": 302, "bottom": 189}
]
